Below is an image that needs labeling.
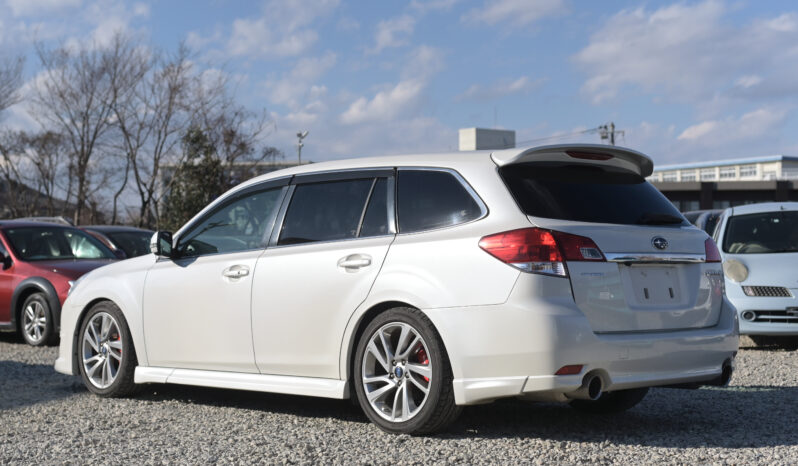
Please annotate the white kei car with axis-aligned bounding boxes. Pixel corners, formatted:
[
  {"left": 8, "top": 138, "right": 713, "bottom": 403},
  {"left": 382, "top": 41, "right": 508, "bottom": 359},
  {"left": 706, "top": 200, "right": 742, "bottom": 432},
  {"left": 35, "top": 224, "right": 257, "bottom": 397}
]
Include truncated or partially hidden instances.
[
  {"left": 714, "top": 202, "right": 798, "bottom": 347},
  {"left": 56, "top": 144, "right": 738, "bottom": 434}
]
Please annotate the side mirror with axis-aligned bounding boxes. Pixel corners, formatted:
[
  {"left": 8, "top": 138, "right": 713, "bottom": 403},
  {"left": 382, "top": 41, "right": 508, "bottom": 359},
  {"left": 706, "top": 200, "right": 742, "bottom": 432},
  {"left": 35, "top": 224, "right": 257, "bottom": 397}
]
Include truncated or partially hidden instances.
[
  {"left": 150, "top": 231, "right": 174, "bottom": 258},
  {"left": 0, "top": 251, "right": 11, "bottom": 270}
]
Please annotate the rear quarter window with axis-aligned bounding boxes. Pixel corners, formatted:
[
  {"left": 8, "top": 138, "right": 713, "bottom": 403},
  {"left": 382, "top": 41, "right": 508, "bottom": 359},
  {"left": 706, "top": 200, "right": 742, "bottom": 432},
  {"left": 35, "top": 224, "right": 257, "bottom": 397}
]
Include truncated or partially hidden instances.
[
  {"left": 500, "top": 162, "right": 686, "bottom": 226},
  {"left": 397, "top": 170, "right": 484, "bottom": 233}
]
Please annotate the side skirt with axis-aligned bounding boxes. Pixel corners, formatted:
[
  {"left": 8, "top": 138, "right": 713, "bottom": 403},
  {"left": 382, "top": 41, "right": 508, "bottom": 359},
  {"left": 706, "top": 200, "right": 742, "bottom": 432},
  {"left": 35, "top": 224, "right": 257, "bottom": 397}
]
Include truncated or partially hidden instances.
[{"left": 134, "top": 366, "right": 347, "bottom": 399}]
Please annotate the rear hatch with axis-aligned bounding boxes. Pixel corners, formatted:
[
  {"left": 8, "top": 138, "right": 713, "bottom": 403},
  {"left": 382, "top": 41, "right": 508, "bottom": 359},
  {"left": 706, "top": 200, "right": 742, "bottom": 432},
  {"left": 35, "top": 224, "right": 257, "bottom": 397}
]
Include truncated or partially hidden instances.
[{"left": 494, "top": 145, "right": 723, "bottom": 333}]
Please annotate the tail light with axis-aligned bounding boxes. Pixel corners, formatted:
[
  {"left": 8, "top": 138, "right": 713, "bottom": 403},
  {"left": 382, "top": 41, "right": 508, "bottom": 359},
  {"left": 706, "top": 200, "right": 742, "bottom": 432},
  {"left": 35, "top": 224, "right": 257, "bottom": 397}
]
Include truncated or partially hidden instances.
[
  {"left": 478, "top": 227, "right": 605, "bottom": 277},
  {"left": 705, "top": 238, "right": 722, "bottom": 263}
]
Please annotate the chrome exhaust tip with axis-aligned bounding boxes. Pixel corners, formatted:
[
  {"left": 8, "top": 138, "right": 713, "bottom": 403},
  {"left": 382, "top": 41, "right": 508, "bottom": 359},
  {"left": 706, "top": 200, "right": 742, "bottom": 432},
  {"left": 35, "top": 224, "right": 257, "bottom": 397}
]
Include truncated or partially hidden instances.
[{"left": 566, "top": 374, "right": 603, "bottom": 400}]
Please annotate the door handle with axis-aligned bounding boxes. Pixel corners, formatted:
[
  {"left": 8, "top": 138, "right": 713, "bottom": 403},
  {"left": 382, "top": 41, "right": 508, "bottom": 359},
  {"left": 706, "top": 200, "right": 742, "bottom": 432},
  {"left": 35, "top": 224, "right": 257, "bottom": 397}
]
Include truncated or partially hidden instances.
[
  {"left": 222, "top": 264, "right": 250, "bottom": 279},
  {"left": 338, "top": 254, "right": 372, "bottom": 272}
]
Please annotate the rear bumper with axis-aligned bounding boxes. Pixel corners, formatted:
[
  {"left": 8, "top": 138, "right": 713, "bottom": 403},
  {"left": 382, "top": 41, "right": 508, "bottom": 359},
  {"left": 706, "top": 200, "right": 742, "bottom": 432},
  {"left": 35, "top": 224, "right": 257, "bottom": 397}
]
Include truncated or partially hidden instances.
[{"left": 425, "top": 276, "right": 739, "bottom": 405}]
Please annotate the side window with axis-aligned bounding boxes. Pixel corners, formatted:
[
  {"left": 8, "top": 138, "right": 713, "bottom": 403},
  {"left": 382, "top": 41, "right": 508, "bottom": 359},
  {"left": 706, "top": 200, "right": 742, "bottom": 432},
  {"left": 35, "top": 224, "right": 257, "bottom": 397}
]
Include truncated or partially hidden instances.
[
  {"left": 397, "top": 170, "right": 483, "bottom": 233},
  {"left": 278, "top": 178, "right": 374, "bottom": 245},
  {"left": 178, "top": 187, "right": 284, "bottom": 257},
  {"left": 359, "top": 177, "right": 390, "bottom": 237}
]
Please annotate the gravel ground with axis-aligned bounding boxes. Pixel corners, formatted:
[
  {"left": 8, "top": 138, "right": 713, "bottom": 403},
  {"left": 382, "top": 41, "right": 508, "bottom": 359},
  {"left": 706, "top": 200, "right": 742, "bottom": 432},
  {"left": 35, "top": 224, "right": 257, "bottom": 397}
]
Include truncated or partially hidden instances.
[{"left": 1, "top": 332, "right": 797, "bottom": 465}]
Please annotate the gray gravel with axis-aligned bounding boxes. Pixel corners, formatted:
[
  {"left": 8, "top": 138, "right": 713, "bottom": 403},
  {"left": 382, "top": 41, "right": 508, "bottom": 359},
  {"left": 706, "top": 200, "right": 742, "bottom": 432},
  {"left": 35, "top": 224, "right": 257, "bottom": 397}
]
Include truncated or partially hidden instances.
[{"left": 1, "top": 332, "right": 797, "bottom": 465}]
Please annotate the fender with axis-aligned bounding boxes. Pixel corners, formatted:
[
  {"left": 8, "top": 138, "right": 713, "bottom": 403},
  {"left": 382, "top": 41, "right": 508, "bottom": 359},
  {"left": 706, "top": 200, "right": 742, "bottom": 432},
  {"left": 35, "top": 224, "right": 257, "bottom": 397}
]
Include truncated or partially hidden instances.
[{"left": 11, "top": 277, "right": 62, "bottom": 333}]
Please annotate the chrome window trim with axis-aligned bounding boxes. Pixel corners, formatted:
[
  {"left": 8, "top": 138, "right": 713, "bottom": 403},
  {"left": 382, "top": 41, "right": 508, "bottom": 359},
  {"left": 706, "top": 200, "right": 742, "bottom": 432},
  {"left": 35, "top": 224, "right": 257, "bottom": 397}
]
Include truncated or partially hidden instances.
[
  {"left": 604, "top": 252, "right": 706, "bottom": 263},
  {"left": 395, "top": 167, "right": 489, "bottom": 235}
]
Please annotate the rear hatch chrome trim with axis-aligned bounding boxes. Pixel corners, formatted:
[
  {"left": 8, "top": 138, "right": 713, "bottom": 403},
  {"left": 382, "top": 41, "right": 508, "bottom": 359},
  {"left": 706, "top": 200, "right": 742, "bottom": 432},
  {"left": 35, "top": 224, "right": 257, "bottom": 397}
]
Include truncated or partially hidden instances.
[{"left": 604, "top": 253, "right": 706, "bottom": 264}]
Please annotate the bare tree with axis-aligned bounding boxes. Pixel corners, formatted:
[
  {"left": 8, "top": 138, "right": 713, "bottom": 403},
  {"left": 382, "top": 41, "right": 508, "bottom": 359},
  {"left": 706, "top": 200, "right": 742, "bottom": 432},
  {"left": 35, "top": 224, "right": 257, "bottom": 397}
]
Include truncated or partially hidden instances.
[
  {"left": 112, "top": 42, "right": 195, "bottom": 228},
  {"left": 30, "top": 39, "right": 121, "bottom": 224},
  {"left": 0, "top": 55, "right": 24, "bottom": 116},
  {"left": 20, "top": 130, "right": 73, "bottom": 216}
]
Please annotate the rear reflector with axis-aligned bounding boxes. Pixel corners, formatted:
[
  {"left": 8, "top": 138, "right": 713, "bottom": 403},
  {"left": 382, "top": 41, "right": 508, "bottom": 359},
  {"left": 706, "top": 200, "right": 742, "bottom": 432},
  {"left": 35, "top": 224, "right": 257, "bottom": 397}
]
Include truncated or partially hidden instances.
[
  {"left": 705, "top": 238, "right": 722, "bottom": 263},
  {"left": 478, "top": 227, "right": 605, "bottom": 277},
  {"left": 566, "top": 150, "right": 613, "bottom": 161},
  {"left": 555, "top": 365, "right": 584, "bottom": 376}
]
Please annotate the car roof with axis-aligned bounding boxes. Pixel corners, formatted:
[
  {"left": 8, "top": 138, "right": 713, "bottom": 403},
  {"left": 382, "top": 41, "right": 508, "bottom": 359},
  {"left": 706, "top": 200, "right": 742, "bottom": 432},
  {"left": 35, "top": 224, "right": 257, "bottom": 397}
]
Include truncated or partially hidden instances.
[
  {"left": 729, "top": 202, "right": 798, "bottom": 216},
  {"left": 239, "top": 143, "right": 653, "bottom": 189},
  {"left": 81, "top": 225, "right": 154, "bottom": 234},
  {"left": 0, "top": 220, "right": 78, "bottom": 229}
]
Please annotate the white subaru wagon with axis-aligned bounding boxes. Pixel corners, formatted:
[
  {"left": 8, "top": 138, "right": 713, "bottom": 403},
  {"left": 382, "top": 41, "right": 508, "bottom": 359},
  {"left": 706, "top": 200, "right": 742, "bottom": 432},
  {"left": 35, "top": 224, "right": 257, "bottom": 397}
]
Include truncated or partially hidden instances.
[{"left": 56, "top": 144, "right": 738, "bottom": 434}]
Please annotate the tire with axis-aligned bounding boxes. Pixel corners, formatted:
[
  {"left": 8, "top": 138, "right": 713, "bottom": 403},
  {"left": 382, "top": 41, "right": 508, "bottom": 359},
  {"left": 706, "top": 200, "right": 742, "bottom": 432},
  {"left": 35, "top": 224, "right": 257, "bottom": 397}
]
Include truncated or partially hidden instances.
[
  {"left": 20, "top": 292, "right": 55, "bottom": 347},
  {"left": 77, "top": 301, "right": 138, "bottom": 397},
  {"left": 569, "top": 387, "right": 649, "bottom": 414},
  {"left": 750, "top": 335, "right": 798, "bottom": 350},
  {"left": 353, "top": 307, "right": 461, "bottom": 435}
]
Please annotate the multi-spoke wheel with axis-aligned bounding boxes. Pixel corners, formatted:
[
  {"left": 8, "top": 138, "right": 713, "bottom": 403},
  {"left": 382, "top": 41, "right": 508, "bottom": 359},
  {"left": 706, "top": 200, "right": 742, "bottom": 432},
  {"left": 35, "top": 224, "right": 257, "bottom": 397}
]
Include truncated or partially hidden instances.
[
  {"left": 354, "top": 307, "right": 460, "bottom": 434},
  {"left": 78, "top": 301, "right": 138, "bottom": 397},
  {"left": 20, "top": 293, "right": 54, "bottom": 346}
]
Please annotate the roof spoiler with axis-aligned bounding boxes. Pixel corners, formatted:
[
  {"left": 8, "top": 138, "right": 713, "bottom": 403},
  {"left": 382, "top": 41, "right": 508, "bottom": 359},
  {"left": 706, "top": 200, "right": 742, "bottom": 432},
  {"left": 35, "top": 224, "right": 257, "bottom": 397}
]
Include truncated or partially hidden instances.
[{"left": 491, "top": 143, "right": 654, "bottom": 177}]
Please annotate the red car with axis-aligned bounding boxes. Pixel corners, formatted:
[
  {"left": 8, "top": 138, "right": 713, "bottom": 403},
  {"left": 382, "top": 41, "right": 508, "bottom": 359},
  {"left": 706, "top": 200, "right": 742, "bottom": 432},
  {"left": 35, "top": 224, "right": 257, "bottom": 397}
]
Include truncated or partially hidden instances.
[{"left": 0, "top": 221, "right": 117, "bottom": 346}]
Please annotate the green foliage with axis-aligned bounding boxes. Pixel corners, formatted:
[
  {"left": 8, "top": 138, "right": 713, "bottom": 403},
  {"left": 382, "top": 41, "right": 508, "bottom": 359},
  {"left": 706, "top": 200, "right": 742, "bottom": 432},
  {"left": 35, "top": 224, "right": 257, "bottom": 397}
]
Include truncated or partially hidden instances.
[{"left": 161, "top": 128, "right": 229, "bottom": 231}]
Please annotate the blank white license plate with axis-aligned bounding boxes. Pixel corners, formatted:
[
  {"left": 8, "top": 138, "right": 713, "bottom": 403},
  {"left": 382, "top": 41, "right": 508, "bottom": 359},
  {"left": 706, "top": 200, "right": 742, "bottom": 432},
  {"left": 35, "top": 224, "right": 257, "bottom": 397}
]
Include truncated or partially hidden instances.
[{"left": 627, "top": 266, "right": 681, "bottom": 304}]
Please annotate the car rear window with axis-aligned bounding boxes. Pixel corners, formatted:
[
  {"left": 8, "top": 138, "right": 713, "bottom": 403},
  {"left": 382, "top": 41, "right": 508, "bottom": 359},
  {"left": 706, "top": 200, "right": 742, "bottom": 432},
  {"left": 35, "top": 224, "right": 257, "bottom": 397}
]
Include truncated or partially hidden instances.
[
  {"left": 723, "top": 211, "right": 798, "bottom": 254},
  {"left": 4, "top": 227, "right": 116, "bottom": 261},
  {"left": 397, "top": 170, "right": 483, "bottom": 233},
  {"left": 499, "top": 163, "right": 686, "bottom": 225}
]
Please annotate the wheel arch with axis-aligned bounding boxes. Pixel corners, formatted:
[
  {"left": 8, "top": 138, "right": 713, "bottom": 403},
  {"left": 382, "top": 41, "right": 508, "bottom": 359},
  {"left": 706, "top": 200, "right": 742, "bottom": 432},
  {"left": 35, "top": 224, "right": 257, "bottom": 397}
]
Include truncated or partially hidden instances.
[
  {"left": 70, "top": 298, "right": 135, "bottom": 377},
  {"left": 12, "top": 277, "right": 61, "bottom": 333},
  {"left": 342, "top": 300, "right": 451, "bottom": 399}
]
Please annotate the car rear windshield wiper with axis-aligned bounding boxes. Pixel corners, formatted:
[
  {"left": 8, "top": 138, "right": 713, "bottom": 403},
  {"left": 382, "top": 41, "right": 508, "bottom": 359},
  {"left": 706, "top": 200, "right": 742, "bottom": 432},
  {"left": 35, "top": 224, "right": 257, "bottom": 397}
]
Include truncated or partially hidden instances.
[{"left": 635, "top": 213, "right": 685, "bottom": 225}]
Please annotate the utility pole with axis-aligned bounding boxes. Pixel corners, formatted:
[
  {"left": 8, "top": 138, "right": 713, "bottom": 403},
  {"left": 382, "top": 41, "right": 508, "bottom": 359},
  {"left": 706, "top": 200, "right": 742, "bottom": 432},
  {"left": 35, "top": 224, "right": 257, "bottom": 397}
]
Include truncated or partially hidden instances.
[
  {"left": 598, "top": 122, "right": 624, "bottom": 145},
  {"left": 296, "top": 131, "right": 308, "bottom": 164}
]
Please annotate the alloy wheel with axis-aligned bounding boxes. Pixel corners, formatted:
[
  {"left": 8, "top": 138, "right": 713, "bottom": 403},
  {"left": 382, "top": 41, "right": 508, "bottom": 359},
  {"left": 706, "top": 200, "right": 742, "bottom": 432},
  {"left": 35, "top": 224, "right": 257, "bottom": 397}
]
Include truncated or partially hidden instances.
[
  {"left": 23, "top": 301, "right": 47, "bottom": 344},
  {"left": 361, "top": 322, "right": 432, "bottom": 423},
  {"left": 81, "top": 312, "right": 124, "bottom": 389}
]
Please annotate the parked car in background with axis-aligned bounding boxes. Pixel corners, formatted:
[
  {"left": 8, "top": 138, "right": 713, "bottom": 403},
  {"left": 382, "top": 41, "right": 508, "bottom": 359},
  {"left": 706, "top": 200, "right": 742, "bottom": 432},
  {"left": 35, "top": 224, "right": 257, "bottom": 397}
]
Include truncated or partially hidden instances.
[
  {"left": 714, "top": 202, "right": 798, "bottom": 348},
  {"left": 14, "top": 216, "right": 73, "bottom": 226},
  {"left": 0, "top": 221, "right": 117, "bottom": 346},
  {"left": 56, "top": 144, "right": 737, "bottom": 434},
  {"left": 82, "top": 226, "right": 155, "bottom": 259},
  {"left": 683, "top": 209, "right": 723, "bottom": 236}
]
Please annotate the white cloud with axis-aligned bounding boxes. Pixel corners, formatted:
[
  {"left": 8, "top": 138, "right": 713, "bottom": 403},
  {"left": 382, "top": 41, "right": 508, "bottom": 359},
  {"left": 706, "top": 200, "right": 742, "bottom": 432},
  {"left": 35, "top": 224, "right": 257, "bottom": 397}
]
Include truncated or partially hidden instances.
[
  {"left": 677, "top": 107, "right": 789, "bottom": 145},
  {"left": 340, "top": 79, "right": 425, "bottom": 125},
  {"left": 463, "top": 0, "right": 566, "bottom": 27},
  {"left": 264, "top": 52, "right": 337, "bottom": 108},
  {"left": 574, "top": 1, "right": 798, "bottom": 106},
  {"left": 401, "top": 45, "right": 445, "bottom": 80},
  {"left": 225, "top": 0, "right": 339, "bottom": 58},
  {"left": 457, "top": 76, "right": 544, "bottom": 101},
  {"left": 370, "top": 15, "right": 415, "bottom": 54},
  {"left": 410, "top": 0, "right": 459, "bottom": 13},
  {"left": 5, "top": 0, "right": 81, "bottom": 16}
]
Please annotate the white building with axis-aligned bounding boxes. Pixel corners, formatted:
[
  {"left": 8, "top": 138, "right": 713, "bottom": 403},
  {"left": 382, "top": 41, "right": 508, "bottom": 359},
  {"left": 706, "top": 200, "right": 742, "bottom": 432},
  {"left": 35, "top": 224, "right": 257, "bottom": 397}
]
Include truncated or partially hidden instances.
[{"left": 649, "top": 155, "right": 798, "bottom": 182}]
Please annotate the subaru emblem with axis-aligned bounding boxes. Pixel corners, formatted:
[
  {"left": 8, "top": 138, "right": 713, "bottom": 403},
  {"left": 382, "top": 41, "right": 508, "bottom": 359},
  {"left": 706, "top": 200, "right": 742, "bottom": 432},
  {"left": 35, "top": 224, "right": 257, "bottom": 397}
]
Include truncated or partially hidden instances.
[{"left": 651, "top": 236, "right": 668, "bottom": 250}]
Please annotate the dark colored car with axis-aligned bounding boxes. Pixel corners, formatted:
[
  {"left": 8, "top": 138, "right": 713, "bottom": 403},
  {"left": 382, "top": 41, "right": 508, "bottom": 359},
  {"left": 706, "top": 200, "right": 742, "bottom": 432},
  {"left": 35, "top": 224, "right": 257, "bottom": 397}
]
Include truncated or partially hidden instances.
[
  {"left": 81, "top": 225, "right": 154, "bottom": 259},
  {"left": 683, "top": 209, "right": 724, "bottom": 235},
  {"left": 0, "top": 221, "right": 117, "bottom": 346}
]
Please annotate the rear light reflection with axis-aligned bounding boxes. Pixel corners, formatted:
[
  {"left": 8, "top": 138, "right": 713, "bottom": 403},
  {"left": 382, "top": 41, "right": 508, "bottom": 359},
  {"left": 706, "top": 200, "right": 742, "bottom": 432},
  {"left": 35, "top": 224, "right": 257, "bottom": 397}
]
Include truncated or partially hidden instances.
[{"left": 479, "top": 227, "right": 605, "bottom": 277}]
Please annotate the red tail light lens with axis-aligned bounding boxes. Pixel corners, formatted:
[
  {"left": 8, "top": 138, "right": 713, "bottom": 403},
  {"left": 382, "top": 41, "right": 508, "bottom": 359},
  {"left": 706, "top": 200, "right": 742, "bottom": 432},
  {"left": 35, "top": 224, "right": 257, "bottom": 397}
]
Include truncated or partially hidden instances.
[
  {"left": 705, "top": 238, "right": 722, "bottom": 263},
  {"left": 479, "top": 227, "right": 605, "bottom": 277},
  {"left": 566, "top": 150, "right": 613, "bottom": 161}
]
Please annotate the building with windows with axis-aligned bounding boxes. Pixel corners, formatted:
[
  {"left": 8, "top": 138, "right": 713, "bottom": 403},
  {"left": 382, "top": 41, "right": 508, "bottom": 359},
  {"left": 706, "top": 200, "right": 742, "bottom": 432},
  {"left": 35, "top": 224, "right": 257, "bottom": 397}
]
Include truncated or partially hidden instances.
[
  {"left": 649, "top": 155, "right": 798, "bottom": 183},
  {"left": 648, "top": 156, "right": 798, "bottom": 211}
]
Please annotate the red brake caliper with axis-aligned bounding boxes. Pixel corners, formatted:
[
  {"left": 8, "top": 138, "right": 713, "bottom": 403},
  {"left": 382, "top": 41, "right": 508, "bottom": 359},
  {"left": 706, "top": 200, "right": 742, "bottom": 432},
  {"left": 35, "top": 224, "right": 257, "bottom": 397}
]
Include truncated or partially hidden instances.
[{"left": 416, "top": 347, "right": 429, "bottom": 382}]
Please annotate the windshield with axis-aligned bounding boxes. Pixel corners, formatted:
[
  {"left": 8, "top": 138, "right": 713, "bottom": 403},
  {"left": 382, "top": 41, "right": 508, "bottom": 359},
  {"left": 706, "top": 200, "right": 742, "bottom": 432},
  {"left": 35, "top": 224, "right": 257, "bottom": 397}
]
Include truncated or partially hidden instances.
[
  {"left": 723, "top": 211, "right": 798, "bottom": 254},
  {"left": 106, "top": 231, "right": 153, "bottom": 258},
  {"left": 499, "top": 162, "right": 687, "bottom": 225},
  {"left": 5, "top": 227, "right": 116, "bottom": 261}
]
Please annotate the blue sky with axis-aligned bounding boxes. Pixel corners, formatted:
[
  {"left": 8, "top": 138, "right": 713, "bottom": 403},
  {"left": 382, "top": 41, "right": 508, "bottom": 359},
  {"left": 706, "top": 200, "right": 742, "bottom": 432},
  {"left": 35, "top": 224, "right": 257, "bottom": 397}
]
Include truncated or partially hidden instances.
[{"left": 3, "top": 0, "right": 798, "bottom": 167}]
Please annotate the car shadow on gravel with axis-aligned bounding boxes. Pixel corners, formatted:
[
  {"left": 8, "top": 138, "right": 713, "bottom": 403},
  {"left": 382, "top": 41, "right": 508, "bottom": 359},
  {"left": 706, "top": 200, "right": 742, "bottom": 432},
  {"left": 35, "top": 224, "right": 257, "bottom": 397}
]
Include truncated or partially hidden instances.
[
  {"left": 445, "top": 386, "right": 798, "bottom": 448},
  {"left": 0, "top": 361, "right": 81, "bottom": 411},
  {"left": 131, "top": 382, "right": 798, "bottom": 448}
]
